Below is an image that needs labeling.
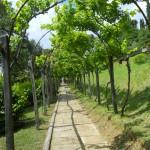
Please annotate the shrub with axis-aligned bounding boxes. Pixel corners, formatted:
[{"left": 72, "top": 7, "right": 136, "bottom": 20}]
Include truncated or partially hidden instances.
[
  {"left": 0, "top": 79, "right": 42, "bottom": 120},
  {"left": 12, "top": 81, "right": 31, "bottom": 118},
  {"left": 134, "top": 54, "right": 149, "bottom": 65},
  {"left": 12, "top": 80, "right": 42, "bottom": 119},
  {"left": 35, "top": 79, "right": 42, "bottom": 101}
]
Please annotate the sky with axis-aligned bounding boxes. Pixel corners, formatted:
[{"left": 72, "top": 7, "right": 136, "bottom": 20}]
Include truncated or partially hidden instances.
[
  {"left": 8, "top": 0, "right": 147, "bottom": 49},
  {"left": 27, "top": 9, "right": 55, "bottom": 49},
  {"left": 122, "top": 2, "right": 146, "bottom": 20},
  {"left": 9, "top": 0, "right": 56, "bottom": 49}
]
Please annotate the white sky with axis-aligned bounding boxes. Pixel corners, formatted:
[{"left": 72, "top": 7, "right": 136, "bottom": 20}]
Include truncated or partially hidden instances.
[
  {"left": 27, "top": 9, "right": 55, "bottom": 49},
  {"left": 122, "top": 2, "right": 146, "bottom": 20},
  {"left": 8, "top": 0, "right": 147, "bottom": 49},
  {"left": 9, "top": 0, "right": 55, "bottom": 49}
]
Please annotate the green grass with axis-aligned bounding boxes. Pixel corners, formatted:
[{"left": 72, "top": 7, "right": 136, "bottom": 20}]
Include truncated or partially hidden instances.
[
  {"left": 73, "top": 58, "right": 150, "bottom": 149},
  {"left": 0, "top": 105, "right": 55, "bottom": 150}
]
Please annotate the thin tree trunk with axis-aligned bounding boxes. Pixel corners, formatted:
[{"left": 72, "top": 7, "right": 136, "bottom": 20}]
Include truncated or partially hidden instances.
[
  {"left": 147, "top": 0, "right": 150, "bottom": 23},
  {"left": 91, "top": 72, "right": 95, "bottom": 96},
  {"left": 54, "top": 78, "right": 58, "bottom": 97},
  {"left": 47, "top": 75, "right": 51, "bottom": 106},
  {"left": 45, "top": 73, "right": 49, "bottom": 107},
  {"left": 74, "top": 77, "right": 76, "bottom": 88},
  {"left": 83, "top": 73, "right": 86, "bottom": 95},
  {"left": 79, "top": 75, "right": 82, "bottom": 91},
  {"left": 41, "top": 70, "right": 47, "bottom": 115},
  {"left": 88, "top": 72, "right": 92, "bottom": 97},
  {"left": 81, "top": 75, "right": 84, "bottom": 93},
  {"left": 2, "top": 36, "right": 14, "bottom": 150},
  {"left": 29, "top": 56, "right": 39, "bottom": 129},
  {"left": 77, "top": 76, "right": 80, "bottom": 89},
  {"left": 50, "top": 76, "right": 53, "bottom": 101},
  {"left": 55, "top": 78, "right": 58, "bottom": 97},
  {"left": 49, "top": 65, "right": 54, "bottom": 103},
  {"left": 106, "top": 81, "right": 111, "bottom": 111},
  {"left": 121, "top": 59, "right": 131, "bottom": 116},
  {"left": 75, "top": 77, "right": 77, "bottom": 88},
  {"left": 95, "top": 68, "right": 101, "bottom": 105},
  {"left": 108, "top": 56, "right": 118, "bottom": 114}
]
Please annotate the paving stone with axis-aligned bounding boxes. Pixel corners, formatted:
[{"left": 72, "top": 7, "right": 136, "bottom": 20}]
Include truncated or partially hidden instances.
[
  {"left": 50, "top": 85, "right": 110, "bottom": 150},
  {"left": 81, "top": 136, "right": 108, "bottom": 145},
  {"left": 51, "top": 144, "right": 82, "bottom": 150},
  {"left": 52, "top": 137, "right": 79, "bottom": 145}
]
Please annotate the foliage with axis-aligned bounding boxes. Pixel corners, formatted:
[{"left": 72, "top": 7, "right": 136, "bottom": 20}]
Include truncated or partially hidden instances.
[
  {"left": 40, "top": 0, "right": 150, "bottom": 116},
  {"left": 12, "top": 81, "right": 31, "bottom": 117},
  {"left": 134, "top": 53, "right": 150, "bottom": 65},
  {"left": 0, "top": 0, "right": 149, "bottom": 116},
  {"left": 0, "top": 1, "right": 14, "bottom": 31},
  {"left": 42, "top": 0, "right": 143, "bottom": 79},
  {"left": 0, "top": 104, "right": 55, "bottom": 150},
  {"left": 0, "top": 0, "right": 150, "bottom": 148},
  {"left": 0, "top": 79, "right": 42, "bottom": 119}
]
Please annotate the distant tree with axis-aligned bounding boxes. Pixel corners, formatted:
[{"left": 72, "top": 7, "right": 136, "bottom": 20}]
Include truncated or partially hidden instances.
[
  {"left": 140, "top": 19, "right": 145, "bottom": 29},
  {"left": 131, "top": 19, "right": 138, "bottom": 29}
]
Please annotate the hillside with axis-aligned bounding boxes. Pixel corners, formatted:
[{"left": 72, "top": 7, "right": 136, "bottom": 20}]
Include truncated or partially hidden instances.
[{"left": 74, "top": 58, "right": 150, "bottom": 149}]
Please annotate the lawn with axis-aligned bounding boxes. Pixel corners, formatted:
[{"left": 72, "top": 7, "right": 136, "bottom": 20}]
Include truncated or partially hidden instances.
[
  {"left": 73, "top": 58, "right": 150, "bottom": 149},
  {"left": 0, "top": 104, "right": 55, "bottom": 150}
]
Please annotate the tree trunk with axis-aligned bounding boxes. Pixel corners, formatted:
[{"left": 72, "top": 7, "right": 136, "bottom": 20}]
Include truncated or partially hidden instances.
[
  {"left": 29, "top": 56, "right": 39, "bottom": 129},
  {"left": 74, "top": 77, "right": 76, "bottom": 88},
  {"left": 50, "top": 76, "right": 53, "bottom": 101},
  {"left": 108, "top": 56, "right": 118, "bottom": 114},
  {"left": 146, "top": 0, "right": 150, "bottom": 24},
  {"left": 75, "top": 77, "right": 77, "bottom": 88},
  {"left": 106, "top": 81, "right": 111, "bottom": 111},
  {"left": 48, "top": 65, "right": 53, "bottom": 105},
  {"left": 77, "top": 76, "right": 80, "bottom": 89},
  {"left": 91, "top": 72, "right": 95, "bottom": 96},
  {"left": 54, "top": 77, "right": 58, "bottom": 97},
  {"left": 88, "top": 72, "right": 92, "bottom": 97},
  {"left": 2, "top": 36, "right": 14, "bottom": 150},
  {"left": 79, "top": 75, "right": 82, "bottom": 91},
  {"left": 41, "top": 70, "right": 47, "bottom": 115},
  {"left": 47, "top": 75, "right": 51, "bottom": 106},
  {"left": 83, "top": 73, "right": 86, "bottom": 95},
  {"left": 95, "top": 68, "right": 101, "bottom": 105},
  {"left": 45, "top": 73, "right": 49, "bottom": 107},
  {"left": 55, "top": 78, "right": 58, "bottom": 97},
  {"left": 81, "top": 74, "right": 83, "bottom": 93},
  {"left": 121, "top": 59, "right": 131, "bottom": 116}
]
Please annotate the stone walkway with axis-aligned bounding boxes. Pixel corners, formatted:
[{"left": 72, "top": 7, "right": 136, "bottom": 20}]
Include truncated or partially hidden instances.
[{"left": 50, "top": 84, "right": 110, "bottom": 150}]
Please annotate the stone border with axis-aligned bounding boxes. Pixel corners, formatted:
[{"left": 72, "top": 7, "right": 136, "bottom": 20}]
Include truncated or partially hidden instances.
[{"left": 43, "top": 100, "right": 59, "bottom": 150}]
